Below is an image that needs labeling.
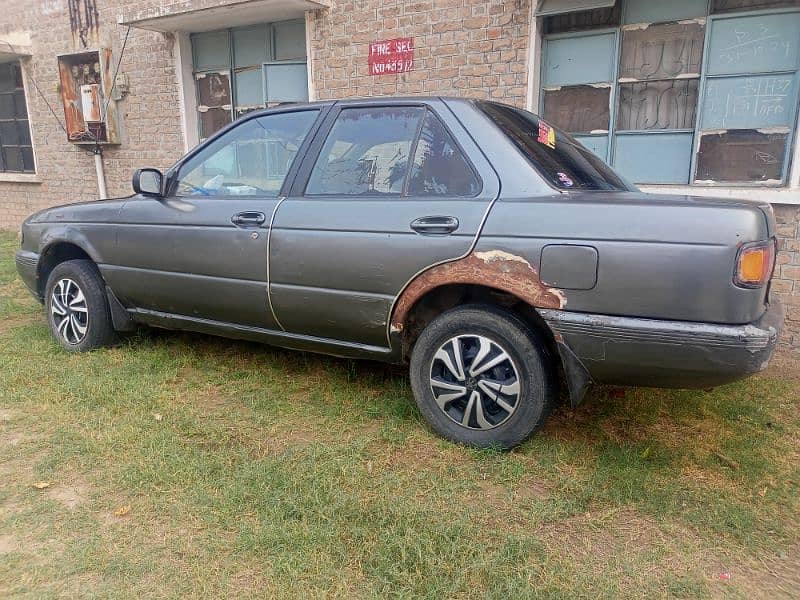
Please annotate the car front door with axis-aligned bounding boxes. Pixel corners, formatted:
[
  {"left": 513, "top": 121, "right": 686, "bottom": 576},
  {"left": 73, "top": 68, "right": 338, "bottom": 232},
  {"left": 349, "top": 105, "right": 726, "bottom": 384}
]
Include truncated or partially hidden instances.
[
  {"left": 268, "top": 100, "right": 500, "bottom": 348},
  {"left": 109, "top": 107, "right": 324, "bottom": 328}
]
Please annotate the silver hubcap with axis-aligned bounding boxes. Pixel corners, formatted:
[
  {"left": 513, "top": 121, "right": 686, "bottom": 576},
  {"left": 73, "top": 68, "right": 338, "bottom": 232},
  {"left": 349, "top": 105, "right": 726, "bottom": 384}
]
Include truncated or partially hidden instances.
[
  {"left": 50, "top": 278, "right": 89, "bottom": 345},
  {"left": 429, "top": 335, "right": 521, "bottom": 430}
]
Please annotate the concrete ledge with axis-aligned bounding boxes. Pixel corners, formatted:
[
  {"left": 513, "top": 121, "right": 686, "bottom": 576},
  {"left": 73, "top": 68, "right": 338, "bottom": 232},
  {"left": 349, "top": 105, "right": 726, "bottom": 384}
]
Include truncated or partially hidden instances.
[
  {"left": 0, "top": 173, "right": 41, "bottom": 184},
  {"left": 118, "top": 0, "right": 331, "bottom": 33}
]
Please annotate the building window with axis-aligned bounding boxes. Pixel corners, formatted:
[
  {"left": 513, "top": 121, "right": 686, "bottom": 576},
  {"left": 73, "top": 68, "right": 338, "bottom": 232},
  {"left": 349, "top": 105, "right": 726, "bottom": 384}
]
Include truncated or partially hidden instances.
[
  {"left": 539, "top": 0, "right": 800, "bottom": 186},
  {"left": 0, "top": 62, "right": 34, "bottom": 173},
  {"left": 191, "top": 20, "right": 309, "bottom": 140}
]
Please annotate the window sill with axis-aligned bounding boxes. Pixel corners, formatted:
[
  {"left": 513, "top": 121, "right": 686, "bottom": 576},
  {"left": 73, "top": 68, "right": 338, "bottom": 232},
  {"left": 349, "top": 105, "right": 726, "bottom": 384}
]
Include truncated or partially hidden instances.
[{"left": 0, "top": 172, "right": 41, "bottom": 183}]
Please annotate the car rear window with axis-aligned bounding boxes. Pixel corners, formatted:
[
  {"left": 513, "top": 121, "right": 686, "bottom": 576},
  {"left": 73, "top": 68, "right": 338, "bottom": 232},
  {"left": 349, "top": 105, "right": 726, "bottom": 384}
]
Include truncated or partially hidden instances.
[{"left": 476, "top": 101, "right": 632, "bottom": 192}]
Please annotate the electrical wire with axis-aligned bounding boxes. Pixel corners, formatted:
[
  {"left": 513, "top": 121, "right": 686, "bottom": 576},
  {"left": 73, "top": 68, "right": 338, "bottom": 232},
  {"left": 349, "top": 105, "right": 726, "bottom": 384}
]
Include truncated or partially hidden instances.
[
  {"left": 90, "top": 24, "right": 131, "bottom": 153},
  {"left": 0, "top": 39, "right": 96, "bottom": 157},
  {"left": 1, "top": 24, "right": 132, "bottom": 156}
]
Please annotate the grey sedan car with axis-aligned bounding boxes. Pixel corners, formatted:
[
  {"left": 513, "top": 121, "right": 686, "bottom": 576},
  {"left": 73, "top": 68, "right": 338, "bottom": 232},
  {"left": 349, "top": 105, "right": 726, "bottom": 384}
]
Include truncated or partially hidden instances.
[{"left": 16, "top": 98, "right": 784, "bottom": 448}]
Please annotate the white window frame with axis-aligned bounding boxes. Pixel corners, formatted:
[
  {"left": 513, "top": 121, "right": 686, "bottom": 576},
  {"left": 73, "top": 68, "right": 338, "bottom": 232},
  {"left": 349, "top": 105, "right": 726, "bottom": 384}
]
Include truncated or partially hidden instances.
[
  {"left": 0, "top": 58, "right": 39, "bottom": 182},
  {"left": 527, "top": 3, "right": 800, "bottom": 204}
]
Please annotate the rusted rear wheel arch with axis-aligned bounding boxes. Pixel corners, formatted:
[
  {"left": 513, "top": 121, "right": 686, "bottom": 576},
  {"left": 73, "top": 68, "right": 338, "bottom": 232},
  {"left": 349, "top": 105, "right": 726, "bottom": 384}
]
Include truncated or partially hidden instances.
[
  {"left": 394, "top": 282, "right": 561, "bottom": 368},
  {"left": 390, "top": 249, "right": 567, "bottom": 354}
]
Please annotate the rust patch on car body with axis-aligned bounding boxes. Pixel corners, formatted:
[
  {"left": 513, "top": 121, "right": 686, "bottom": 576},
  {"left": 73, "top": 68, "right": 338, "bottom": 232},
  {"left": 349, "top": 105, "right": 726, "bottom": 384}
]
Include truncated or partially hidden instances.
[{"left": 390, "top": 250, "right": 566, "bottom": 332}]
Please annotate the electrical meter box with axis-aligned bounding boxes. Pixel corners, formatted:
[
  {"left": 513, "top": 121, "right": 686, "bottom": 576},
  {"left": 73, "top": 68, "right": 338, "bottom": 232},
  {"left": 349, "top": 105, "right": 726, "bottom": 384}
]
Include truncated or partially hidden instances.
[{"left": 57, "top": 49, "right": 121, "bottom": 144}]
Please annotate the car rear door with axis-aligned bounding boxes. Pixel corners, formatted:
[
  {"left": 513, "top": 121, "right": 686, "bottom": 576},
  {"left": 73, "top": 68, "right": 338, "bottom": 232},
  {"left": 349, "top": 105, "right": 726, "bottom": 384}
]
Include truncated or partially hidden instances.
[
  {"left": 268, "top": 99, "right": 500, "bottom": 348},
  {"left": 109, "top": 106, "right": 325, "bottom": 328}
]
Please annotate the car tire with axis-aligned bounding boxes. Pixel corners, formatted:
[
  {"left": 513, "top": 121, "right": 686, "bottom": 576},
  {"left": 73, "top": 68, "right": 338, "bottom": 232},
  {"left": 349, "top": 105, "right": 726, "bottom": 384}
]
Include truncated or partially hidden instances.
[
  {"left": 44, "top": 259, "right": 116, "bottom": 352},
  {"left": 409, "top": 304, "right": 556, "bottom": 449}
]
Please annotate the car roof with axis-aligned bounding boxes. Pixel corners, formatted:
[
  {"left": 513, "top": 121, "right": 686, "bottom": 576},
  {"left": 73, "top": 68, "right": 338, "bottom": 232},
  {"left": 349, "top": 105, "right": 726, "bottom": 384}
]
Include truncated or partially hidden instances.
[{"left": 246, "top": 96, "right": 481, "bottom": 118}]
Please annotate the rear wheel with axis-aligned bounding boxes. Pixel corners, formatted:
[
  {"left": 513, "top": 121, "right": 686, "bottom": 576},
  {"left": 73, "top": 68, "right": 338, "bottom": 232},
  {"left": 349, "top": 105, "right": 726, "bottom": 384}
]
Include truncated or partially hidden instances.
[
  {"left": 45, "top": 259, "right": 116, "bottom": 352},
  {"left": 409, "top": 304, "right": 556, "bottom": 449}
]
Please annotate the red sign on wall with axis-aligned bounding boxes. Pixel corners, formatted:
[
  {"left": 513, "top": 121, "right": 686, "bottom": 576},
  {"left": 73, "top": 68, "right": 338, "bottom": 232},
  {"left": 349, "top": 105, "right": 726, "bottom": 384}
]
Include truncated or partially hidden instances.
[{"left": 369, "top": 37, "right": 414, "bottom": 76}]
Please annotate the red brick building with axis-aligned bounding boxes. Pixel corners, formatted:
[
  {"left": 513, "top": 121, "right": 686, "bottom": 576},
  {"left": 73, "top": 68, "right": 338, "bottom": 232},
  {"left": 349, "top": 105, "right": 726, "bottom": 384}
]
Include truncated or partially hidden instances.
[{"left": 0, "top": 0, "right": 798, "bottom": 348}]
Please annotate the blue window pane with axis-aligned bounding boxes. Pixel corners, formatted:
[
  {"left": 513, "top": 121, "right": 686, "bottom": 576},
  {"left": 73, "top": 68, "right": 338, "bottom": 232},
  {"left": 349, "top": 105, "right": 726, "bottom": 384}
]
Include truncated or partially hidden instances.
[
  {"left": 706, "top": 12, "right": 800, "bottom": 76},
  {"left": 613, "top": 132, "right": 694, "bottom": 183},
  {"left": 264, "top": 62, "right": 308, "bottom": 103},
  {"left": 701, "top": 73, "right": 798, "bottom": 129},
  {"left": 543, "top": 33, "right": 616, "bottom": 86},
  {"left": 573, "top": 134, "right": 609, "bottom": 159},
  {"left": 192, "top": 31, "right": 230, "bottom": 71},
  {"left": 235, "top": 69, "right": 263, "bottom": 107},
  {"left": 233, "top": 25, "right": 269, "bottom": 68},
  {"left": 274, "top": 20, "right": 307, "bottom": 61},
  {"left": 624, "top": 0, "right": 708, "bottom": 24}
]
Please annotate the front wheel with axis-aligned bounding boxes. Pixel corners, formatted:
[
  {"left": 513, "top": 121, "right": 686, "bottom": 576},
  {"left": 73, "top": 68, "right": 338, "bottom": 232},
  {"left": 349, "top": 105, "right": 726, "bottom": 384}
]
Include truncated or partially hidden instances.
[
  {"left": 409, "top": 304, "right": 556, "bottom": 449},
  {"left": 45, "top": 259, "right": 117, "bottom": 352}
]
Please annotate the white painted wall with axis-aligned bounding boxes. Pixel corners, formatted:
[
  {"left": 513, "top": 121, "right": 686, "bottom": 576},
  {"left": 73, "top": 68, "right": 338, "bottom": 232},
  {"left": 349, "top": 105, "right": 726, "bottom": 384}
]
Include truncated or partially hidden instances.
[{"left": 174, "top": 31, "right": 199, "bottom": 152}]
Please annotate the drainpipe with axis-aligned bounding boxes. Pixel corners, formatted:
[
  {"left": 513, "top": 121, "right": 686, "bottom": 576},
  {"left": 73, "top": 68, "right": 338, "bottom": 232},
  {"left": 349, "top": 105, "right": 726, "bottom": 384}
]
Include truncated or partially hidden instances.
[{"left": 93, "top": 146, "right": 108, "bottom": 199}]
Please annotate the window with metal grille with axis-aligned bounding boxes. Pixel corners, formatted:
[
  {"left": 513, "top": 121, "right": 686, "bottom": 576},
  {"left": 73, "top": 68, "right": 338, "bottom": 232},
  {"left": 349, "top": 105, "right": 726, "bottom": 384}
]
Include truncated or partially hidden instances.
[
  {"left": 0, "top": 62, "right": 34, "bottom": 173},
  {"left": 539, "top": 0, "right": 800, "bottom": 186},
  {"left": 191, "top": 20, "right": 309, "bottom": 141}
]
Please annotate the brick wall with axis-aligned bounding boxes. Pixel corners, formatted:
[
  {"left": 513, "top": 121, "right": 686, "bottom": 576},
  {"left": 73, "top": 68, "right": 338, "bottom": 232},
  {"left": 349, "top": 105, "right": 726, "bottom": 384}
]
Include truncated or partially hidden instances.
[
  {"left": 773, "top": 205, "right": 800, "bottom": 351},
  {"left": 307, "top": 0, "right": 531, "bottom": 103},
  {"left": 0, "top": 0, "right": 185, "bottom": 230}
]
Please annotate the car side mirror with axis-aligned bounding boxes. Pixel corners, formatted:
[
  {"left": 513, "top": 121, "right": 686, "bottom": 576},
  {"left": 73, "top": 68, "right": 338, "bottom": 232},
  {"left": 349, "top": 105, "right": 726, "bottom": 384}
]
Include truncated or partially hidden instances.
[{"left": 133, "top": 168, "right": 163, "bottom": 197}]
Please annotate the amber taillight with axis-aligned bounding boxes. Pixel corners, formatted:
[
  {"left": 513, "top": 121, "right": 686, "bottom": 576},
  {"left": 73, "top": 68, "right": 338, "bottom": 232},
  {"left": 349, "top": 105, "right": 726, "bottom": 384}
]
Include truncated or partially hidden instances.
[{"left": 734, "top": 239, "right": 776, "bottom": 288}]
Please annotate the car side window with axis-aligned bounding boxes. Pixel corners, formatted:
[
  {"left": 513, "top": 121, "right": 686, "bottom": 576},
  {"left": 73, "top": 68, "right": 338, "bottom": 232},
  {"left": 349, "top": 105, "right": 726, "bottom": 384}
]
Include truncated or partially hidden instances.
[
  {"left": 305, "top": 107, "right": 424, "bottom": 196},
  {"left": 408, "top": 112, "right": 480, "bottom": 197},
  {"left": 175, "top": 110, "right": 318, "bottom": 197}
]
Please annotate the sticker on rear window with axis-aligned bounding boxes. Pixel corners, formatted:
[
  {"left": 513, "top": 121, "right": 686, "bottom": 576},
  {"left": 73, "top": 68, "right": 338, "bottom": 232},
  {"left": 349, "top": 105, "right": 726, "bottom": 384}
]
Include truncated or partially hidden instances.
[
  {"left": 537, "top": 120, "right": 556, "bottom": 149},
  {"left": 557, "top": 172, "right": 574, "bottom": 188}
]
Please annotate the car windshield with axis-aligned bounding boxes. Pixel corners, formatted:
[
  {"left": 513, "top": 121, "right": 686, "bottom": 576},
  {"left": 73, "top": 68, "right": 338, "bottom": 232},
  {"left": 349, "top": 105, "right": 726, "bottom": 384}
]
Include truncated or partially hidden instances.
[{"left": 476, "top": 101, "right": 634, "bottom": 192}]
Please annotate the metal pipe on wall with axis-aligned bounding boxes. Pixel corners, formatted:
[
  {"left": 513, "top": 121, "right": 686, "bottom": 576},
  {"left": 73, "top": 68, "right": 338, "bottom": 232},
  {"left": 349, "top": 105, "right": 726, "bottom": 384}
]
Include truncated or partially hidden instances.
[{"left": 93, "top": 149, "right": 108, "bottom": 199}]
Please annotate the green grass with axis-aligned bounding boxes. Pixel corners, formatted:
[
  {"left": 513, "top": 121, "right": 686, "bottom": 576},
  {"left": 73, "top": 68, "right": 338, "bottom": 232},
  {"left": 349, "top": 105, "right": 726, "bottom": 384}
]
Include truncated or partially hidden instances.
[{"left": 0, "top": 230, "right": 798, "bottom": 599}]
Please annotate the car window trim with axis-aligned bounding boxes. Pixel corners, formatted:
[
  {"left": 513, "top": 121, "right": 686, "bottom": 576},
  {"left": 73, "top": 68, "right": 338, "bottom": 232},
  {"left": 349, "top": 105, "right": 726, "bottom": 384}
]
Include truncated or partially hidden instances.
[
  {"left": 164, "top": 104, "right": 331, "bottom": 199},
  {"left": 292, "top": 102, "right": 485, "bottom": 200},
  {"left": 401, "top": 113, "right": 427, "bottom": 196}
]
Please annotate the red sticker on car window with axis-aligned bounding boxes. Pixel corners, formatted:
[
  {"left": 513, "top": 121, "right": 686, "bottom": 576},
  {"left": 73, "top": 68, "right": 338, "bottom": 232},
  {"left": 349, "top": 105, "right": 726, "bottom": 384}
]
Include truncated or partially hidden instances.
[{"left": 537, "top": 121, "right": 556, "bottom": 149}]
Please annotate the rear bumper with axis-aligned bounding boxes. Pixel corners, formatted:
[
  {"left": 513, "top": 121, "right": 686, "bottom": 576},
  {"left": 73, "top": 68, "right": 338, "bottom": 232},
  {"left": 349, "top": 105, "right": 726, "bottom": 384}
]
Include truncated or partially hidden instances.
[
  {"left": 14, "top": 250, "right": 41, "bottom": 301},
  {"left": 541, "top": 299, "right": 784, "bottom": 389}
]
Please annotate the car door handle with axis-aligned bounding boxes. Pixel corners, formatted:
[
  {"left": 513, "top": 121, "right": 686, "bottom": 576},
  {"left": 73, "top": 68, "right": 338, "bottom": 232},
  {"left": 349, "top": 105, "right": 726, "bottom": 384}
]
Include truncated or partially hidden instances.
[
  {"left": 231, "top": 211, "right": 266, "bottom": 228},
  {"left": 410, "top": 216, "right": 459, "bottom": 236}
]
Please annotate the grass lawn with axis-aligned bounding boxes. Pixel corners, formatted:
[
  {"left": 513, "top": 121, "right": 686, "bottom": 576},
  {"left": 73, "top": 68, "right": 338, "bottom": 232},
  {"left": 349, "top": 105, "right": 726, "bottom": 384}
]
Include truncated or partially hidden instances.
[{"left": 0, "top": 230, "right": 798, "bottom": 599}]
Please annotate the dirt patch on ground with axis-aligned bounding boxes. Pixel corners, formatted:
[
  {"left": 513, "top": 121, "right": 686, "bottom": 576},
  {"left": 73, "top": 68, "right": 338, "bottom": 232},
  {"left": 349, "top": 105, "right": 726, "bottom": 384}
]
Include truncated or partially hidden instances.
[
  {"left": 709, "top": 544, "right": 800, "bottom": 599},
  {"left": 243, "top": 423, "right": 326, "bottom": 457},
  {"left": 378, "top": 436, "right": 470, "bottom": 473},
  {"left": 475, "top": 477, "right": 550, "bottom": 508},
  {"left": 470, "top": 477, "right": 552, "bottom": 531},
  {"left": 0, "top": 313, "right": 42, "bottom": 334},
  {"left": 762, "top": 351, "right": 800, "bottom": 381},
  {"left": 0, "top": 534, "right": 19, "bottom": 554},
  {"left": 0, "top": 430, "right": 26, "bottom": 447},
  {"left": 45, "top": 481, "right": 90, "bottom": 510},
  {"left": 536, "top": 507, "right": 691, "bottom": 569}
]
